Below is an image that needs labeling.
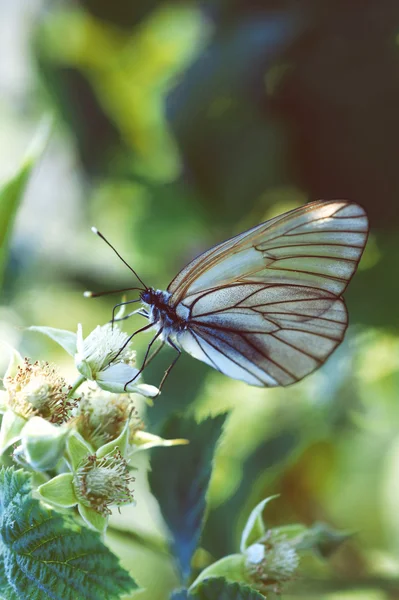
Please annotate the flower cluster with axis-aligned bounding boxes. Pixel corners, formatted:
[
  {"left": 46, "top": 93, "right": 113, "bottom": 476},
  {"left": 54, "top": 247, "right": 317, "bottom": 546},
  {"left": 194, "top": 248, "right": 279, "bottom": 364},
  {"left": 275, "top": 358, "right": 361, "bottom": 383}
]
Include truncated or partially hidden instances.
[
  {"left": 4, "top": 358, "right": 74, "bottom": 423},
  {"left": 0, "top": 322, "right": 186, "bottom": 532}
]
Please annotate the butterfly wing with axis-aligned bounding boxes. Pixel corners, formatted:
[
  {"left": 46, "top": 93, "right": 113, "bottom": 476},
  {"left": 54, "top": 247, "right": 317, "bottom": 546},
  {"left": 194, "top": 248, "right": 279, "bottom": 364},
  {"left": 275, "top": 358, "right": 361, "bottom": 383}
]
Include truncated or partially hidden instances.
[
  {"left": 176, "top": 283, "right": 347, "bottom": 386},
  {"left": 167, "top": 200, "right": 368, "bottom": 387},
  {"left": 167, "top": 200, "right": 368, "bottom": 305}
]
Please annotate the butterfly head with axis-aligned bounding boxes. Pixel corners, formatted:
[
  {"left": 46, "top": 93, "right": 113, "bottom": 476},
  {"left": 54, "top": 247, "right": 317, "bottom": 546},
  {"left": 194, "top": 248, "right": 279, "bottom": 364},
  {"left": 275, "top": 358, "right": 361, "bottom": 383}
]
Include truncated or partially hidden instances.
[
  {"left": 140, "top": 288, "right": 187, "bottom": 333},
  {"left": 140, "top": 288, "right": 170, "bottom": 314},
  {"left": 140, "top": 288, "right": 167, "bottom": 306}
]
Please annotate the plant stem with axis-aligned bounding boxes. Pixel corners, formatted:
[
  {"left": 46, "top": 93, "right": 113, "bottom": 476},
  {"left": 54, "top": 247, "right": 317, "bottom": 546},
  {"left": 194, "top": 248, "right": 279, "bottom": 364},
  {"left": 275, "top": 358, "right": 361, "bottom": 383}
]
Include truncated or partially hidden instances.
[
  {"left": 107, "top": 525, "right": 170, "bottom": 556},
  {"left": 68, "top": 374, "right": 86, "bottom": 398}
]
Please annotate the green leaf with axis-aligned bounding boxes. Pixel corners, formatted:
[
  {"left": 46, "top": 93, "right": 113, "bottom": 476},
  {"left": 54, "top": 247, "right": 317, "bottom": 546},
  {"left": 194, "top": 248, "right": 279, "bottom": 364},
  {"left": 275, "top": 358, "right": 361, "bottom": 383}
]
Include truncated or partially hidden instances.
[
  {"left": 0, "top": 467, "right": 137, "bottom": 599},
  {"left": 148, "top": 414, "right": 227, "bottom": 583},
  {"left": 0, "top": 118, "right": 51, "bottom": 287},
  {"left": 28, "top": 326, "right": 77, "bottom": 357},
  {"left": 192, "top": 578, "right": 265, "bottom": 600},
  {"left": 296, "top": 522, "right": 352, "bottom": 558},
  {"left": 0, "top": 560, "right": 19, "bottom": 600},
  {"left": 240, "top": 496, "right": 279, "bottom": 553},
  {"left": 190, "top": 555, "right": 246, "bottom": 591},
  {"left": 170, "top": 592, "right": 190, "bottom": 600}
]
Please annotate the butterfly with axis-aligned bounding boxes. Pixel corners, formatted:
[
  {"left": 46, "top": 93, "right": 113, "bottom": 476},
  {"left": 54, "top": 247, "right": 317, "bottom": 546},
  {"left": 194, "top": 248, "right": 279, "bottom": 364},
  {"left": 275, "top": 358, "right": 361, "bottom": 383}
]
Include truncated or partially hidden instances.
[{"left": 89, "top": 200, "right": 369, "bottom": 390}]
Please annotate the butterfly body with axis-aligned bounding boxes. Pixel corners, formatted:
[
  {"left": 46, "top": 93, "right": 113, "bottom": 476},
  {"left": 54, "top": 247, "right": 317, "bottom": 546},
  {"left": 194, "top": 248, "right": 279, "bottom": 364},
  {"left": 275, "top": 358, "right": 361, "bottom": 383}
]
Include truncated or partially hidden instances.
[{"left": 140, "top": 288, "right": 189, "bottom": 340}]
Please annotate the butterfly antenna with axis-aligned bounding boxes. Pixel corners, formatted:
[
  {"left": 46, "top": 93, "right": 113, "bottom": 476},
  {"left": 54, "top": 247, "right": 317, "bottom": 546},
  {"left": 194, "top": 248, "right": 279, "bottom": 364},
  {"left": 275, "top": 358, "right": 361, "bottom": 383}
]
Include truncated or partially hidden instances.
[
  {"left": 91, "top": 227, "right": 148, "bottom": 290},
  {"left": 84, "top": 287, "right": 143, "bottom": 298}
]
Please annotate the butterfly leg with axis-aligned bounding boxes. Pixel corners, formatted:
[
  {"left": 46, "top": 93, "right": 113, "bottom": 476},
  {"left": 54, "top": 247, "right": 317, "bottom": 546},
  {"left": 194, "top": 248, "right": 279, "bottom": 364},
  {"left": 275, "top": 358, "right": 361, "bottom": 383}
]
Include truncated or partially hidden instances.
[
  {"left": 112, "top": 308, "right": 148, "bottom": 324},
  {"left": 111, "top": 298, "right": 142, "bottom": 327},
  {"left": 157, "top": 338, "right": 182, "bottom": 393},
  {"left": 111, "top": 322, "right": 154, "bottom": 365},
  {"left": 123, "top": 329, "right": 164, "bottom": 390},
  {"left": 143, "top": 339, "right": 165, "bottom": 368}
]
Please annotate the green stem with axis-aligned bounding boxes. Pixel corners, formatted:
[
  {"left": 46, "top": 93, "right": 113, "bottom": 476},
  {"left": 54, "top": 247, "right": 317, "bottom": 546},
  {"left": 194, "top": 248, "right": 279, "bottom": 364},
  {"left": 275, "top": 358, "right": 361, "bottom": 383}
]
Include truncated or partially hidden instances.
[
  {"left": 107, "top": 525, "right": 170, "bottom": 556},
  {"left": 68, "top": 374, "right": 86, "bottom": 398}
]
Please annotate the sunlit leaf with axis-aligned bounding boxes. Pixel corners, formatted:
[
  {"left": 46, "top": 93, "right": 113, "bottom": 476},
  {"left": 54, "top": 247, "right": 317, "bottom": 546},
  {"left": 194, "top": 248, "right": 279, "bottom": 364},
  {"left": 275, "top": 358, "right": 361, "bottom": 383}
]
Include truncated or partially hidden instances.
[
  {"left": 189, "top": 554, "right": 246, "bottom": 591},
  {"left": 240, "top": 496, "right": 278, "bottom": 553},
  {"left": 28, "top": 325, "right": 77, "bottom": 356},
  {"left": 148, "top": 414, "right": 227, "bottom": 582},
  {"left": 0, "top": 118, "right": 51, "bottom": 287}
]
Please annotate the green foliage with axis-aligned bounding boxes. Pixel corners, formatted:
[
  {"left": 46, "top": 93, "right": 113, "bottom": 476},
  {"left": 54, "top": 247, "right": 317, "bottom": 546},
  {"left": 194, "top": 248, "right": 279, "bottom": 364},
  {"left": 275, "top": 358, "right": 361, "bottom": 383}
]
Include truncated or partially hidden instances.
[
  {"left": 296, "top": 522, "right": 353, "bottom": 559},
  {"left": 2, "top": 1, "right": 399, "bottom": 598},
  {"left": 0, "top": 561, "right": 19, "bottom": 600},
  {"left": 0, "top": 164, "right": 31, "bottom": 284},
  {"left": 148, "top": 414, "right": 227, "bottom": 582},
  {"left": 0, "top": 467, "right": 136, "bottom": 600},
  {"left": 170, "top": 591, "right": 190, "bottom": 600},
  {"left": 0, "top": 119, "right": 50, "bottom": 289},
  {"left": 192, "top": 578, "right": 265, "bottom": 600},
  {"left": 170, "top": 579, "right": 266, "bottom": 600},
  {"left": 240, "top": 496, "right": 278, "bottom": 552}
]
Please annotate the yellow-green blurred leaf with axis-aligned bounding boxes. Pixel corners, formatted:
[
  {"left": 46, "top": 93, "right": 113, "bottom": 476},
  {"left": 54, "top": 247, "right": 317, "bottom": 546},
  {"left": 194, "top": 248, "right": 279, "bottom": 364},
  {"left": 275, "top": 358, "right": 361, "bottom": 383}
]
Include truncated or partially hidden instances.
[{"left": 0, "top": 118, "right": 51, "bottom": 287}]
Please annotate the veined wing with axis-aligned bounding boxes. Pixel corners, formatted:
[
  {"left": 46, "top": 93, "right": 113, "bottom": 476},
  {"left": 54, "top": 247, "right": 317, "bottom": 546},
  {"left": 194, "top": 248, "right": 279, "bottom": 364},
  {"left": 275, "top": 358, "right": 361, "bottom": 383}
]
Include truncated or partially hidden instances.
[
  {"left": 167, "top": 201, "right": 368, "bottom": 305},
  {"left": 176, "top": 283, "right": 347, "bottom": 387}
]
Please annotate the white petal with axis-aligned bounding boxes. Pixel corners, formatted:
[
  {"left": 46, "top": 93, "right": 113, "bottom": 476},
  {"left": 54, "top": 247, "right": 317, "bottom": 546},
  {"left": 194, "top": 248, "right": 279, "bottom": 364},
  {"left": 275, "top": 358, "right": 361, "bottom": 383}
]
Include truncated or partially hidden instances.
[
  {"left": 132, "top": 384, "right": 159, "bottom": 398},
  {"left": 76, "top": 323, "right": 84, "bottom": 355},
  {"left": 2, "top": 344, "right": 24, "bottom": 381},
  {"left": 97, "top": 363, "right": 140, "bottom": 393}
]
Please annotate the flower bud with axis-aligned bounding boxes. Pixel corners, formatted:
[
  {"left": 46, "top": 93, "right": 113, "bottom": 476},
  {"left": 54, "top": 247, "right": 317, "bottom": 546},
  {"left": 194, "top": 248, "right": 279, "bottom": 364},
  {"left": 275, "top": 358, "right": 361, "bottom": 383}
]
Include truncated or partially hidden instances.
[
  {"left": 19, "top": 416, "right": 69, "bottom": 471},
  {"left": 245, "top": 534, "right": 299, "bottom": 595}
]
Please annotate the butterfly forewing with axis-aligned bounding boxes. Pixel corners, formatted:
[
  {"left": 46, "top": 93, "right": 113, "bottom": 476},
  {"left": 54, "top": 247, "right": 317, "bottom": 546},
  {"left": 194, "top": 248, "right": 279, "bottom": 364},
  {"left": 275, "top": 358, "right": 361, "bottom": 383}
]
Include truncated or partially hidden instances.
[
  {"left": 168, "top": 200, "right": 368, "bottom": 303},
  {"left": 168, "top": 200, "right": 368, "bottom": 387}
]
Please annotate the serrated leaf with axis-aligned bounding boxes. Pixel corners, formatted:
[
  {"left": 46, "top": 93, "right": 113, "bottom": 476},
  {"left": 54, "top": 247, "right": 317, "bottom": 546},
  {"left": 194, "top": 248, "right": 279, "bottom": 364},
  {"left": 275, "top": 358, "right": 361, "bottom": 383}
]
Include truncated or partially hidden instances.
[
  {"left": 148, "top": 414, "right": 227, "bottom": 582},
  {"left": 0, "top": 118, "right": 51, "bottom": 287},
  {"left": 193, "top": 578, "right": 265, "bottom": 600},
  {"left": 0, "top": 560, "right": 19, "bottom": 600},
  {"left": 28, "top": 326, "right": 77, "bottom": 356},
  {"left": 0, "top": 467, "right": 137, "bottom": 600}
]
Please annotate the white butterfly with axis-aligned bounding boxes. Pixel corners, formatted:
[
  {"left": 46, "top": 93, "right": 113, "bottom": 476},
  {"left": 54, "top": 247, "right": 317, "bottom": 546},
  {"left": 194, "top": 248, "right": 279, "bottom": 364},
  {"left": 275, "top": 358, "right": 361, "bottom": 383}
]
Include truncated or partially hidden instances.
[{"left": 90, "top": 200, "right": 369, "bottom": 389}]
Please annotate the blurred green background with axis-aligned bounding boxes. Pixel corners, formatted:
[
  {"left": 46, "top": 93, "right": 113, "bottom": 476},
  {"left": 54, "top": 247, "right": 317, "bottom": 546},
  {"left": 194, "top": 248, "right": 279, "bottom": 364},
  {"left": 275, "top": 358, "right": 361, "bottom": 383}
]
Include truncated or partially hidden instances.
[{"left": 1, "top": 1, "right": 399, "bottom": 599}]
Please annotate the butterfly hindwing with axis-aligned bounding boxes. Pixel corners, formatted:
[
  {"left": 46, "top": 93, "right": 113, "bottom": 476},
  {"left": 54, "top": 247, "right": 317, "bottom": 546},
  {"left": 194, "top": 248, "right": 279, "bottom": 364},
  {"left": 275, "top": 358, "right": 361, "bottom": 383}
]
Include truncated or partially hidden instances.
[{"left": 176, "top": 283, "right": 347, "bottom": 386}]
